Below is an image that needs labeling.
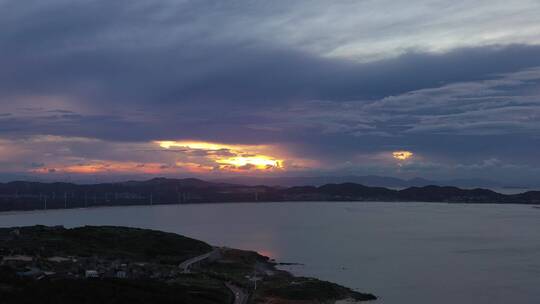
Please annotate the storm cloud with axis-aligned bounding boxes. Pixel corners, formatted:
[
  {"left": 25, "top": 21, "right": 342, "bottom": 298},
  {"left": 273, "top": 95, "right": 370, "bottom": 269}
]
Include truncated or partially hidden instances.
[{"left": 1, "top": 0, "right": 540, "bottom": 184}]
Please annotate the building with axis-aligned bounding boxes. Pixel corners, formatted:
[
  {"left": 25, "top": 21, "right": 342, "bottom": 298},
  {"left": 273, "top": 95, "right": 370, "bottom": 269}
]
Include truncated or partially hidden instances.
[
  {"left": 116, "top": 270, "right": 127, "bottom": 278},
  {"left": 85, "top": 270, "right": 99, "bottom": 278}
]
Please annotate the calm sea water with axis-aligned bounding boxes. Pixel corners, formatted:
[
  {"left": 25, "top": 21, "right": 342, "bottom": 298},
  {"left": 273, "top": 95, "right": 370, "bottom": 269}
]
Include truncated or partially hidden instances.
[{"left": 1, "top": 202, "right": 539, "bottom": 304}]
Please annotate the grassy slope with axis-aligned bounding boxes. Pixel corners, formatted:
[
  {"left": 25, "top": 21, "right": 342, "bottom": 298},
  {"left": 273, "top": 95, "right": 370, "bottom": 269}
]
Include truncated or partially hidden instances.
[
  {"left": 0, "top": 225, "right": 212, "bottom": 263},
  {"left": 0, "top": 226, "right": 228, "bottom": 304}
]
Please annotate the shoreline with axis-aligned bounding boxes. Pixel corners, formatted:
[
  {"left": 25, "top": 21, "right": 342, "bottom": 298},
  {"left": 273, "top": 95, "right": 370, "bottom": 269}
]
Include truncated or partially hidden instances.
[
  {"left": 0, "top": 225, "right": 377, "bottom": 303},
  {"left": 1, "top": 199, "right": 539, "bottom": 216}
]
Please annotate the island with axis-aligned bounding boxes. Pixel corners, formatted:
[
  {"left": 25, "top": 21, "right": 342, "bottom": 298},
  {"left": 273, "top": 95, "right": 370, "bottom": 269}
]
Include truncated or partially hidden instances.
[
  {"left": 0, "top": 177, "right": 539, "bottom": 212},
  {"left": 0, "top": 225, "right": 377, "bottom": 304}
]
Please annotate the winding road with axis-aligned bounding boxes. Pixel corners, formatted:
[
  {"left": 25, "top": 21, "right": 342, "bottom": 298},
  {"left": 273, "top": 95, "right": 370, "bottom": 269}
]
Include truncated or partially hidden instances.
[
  {"left": 179, "top": 249, "right": 250, "bottom": 303},
  {"left": 178, "top": 249, "right": 217, "bottom": 273},
  {"left": 225, "top": 282, "right": 249, "bottom": 304}
]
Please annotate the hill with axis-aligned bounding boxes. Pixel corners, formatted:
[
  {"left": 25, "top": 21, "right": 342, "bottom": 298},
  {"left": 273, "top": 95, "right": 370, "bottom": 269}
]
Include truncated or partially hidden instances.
[
  {"left": 0, "top": 178, "right": 539, "bottom": 212},
  {"left": 0, "top": 225, "right": 376, "bottom": 304}
]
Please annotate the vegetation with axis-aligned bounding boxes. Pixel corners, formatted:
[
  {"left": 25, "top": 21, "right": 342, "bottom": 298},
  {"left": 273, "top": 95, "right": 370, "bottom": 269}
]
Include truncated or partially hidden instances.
[
  {"left": 0, "top": 225, "right": 376, "bottom": 303},
  {"left": 0, "top": 267, "right": 231, "bottom": 304},
  {"left": 256, "top": 276, "right": 377, "bottom": 302},
  {"left": 0, "top": 225, "right": 212, "bottom": 263},
  {"left": 202, "top": 248, "right": 269, "bottom": 286}
]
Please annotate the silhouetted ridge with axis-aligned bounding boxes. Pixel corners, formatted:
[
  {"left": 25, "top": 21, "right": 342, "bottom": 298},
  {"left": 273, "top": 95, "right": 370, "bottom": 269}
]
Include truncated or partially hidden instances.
[
  {"left": 398, "top": 185, "right": 505, "bottom": 202},
  {"left": 0, "top": 178, "right": 538, "bottom": 212},
  {"left": 319, "top": 183, "right": 397, "bottom": 197},
  {"left": 122, "top": 178, "right": 234, "bottom": 188},
  {"left": 513, "top": 191, "right": 540, "bottom": 203}
]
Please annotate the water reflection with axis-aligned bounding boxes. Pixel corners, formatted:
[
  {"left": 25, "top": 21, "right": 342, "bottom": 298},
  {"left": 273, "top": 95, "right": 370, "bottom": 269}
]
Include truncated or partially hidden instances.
[{"left": 0, "top": 202, "right": 539, "bottom": 304}]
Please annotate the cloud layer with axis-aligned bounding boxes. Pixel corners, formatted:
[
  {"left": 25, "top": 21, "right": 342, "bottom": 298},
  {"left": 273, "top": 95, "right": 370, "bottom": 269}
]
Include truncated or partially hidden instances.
[{"left": 1, "top": 1, "right": 540, "bottom": 184}]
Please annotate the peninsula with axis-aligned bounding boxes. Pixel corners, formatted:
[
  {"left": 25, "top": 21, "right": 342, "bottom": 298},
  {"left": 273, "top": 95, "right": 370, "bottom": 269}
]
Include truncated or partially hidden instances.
[{"left": 0, "top": 225, "right": 376, "bottom": 304}]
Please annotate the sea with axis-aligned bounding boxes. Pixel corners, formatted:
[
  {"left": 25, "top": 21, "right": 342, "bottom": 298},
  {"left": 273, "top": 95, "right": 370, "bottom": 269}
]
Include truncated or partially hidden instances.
[{"left": 1, "top": 201, "right": 539, "bottom": 304}]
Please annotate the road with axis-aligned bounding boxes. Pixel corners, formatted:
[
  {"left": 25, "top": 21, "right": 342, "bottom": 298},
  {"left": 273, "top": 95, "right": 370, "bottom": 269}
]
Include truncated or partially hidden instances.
[
  {"left": 179, "top": 249, "right": 249, "bottom": 304},
  {"left": 225, "top": 282, "right": 249, "bottom": 304},
  {"left": 178, "top": 249, "right": 216, "bottom": 273}
]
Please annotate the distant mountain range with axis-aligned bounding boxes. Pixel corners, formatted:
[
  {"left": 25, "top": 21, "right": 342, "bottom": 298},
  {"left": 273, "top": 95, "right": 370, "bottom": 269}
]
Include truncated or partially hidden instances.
[
  {"left": 212, "top": 175, "right": 527, "bottom": 189},
  {"left": 0, "top": 177, "right": 539, "bottom": 212}
]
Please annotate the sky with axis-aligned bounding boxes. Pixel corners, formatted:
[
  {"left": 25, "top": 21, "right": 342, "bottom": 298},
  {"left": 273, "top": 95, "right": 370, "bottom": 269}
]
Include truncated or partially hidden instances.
[{"left": 1, "top": 0, "right": 540, "bottom": 185}]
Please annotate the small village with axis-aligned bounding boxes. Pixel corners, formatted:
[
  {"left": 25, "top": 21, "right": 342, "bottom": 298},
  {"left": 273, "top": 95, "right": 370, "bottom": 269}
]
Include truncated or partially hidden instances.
[
  {"left": 0, "top": 226, "right": 376, "bottom": 304},
  {"left": 0, "top": 227, "right": 217, "bottom": 282},
  {"left": 1, "top": 253, "right": 183, "bottom": 281}
]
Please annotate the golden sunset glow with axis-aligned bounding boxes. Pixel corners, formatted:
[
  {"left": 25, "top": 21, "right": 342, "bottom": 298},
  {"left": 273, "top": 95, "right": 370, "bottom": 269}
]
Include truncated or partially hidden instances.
[
  {"left": 217, "top": 156, "right": 282, "bottom": 170},
  {"left": 158, "top": 141, "right": 231, "bottom": 150},
  {"left": 392, "top": 150, "right": 414, "bottom": 160},
  {"left": 23, "top": 139, "right": 294, "bottom": 176},
  {"left": 157, "top": 140, "right": 284, "bottom": 172},
  {"left": 31, "top": 162, "right": 176, "bottom": 175}
]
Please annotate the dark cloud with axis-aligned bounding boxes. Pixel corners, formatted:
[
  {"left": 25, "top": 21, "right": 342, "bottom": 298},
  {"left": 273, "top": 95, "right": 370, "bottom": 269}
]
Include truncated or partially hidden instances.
[
  {"left": 1, "top": 1, "right": 540, "bottom": 183},
  {"left": 2, "top": 1, "right": 540, "bottom": 109},
  {"left": 3, "top": 45, "right": 540, "bottom": 141}
]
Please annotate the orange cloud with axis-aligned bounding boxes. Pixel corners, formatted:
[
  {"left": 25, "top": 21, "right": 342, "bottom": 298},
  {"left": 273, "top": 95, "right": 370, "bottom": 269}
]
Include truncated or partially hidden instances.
[
  {"left": 157, "top": 140, "right": 284, "bottom": 172},
  {"left": 392, "top": 150, "right": 414, "bottom": 161},
  {"left": 18, "top": 137, "right": 313, "bottom": 176},
  {"left": 31, "top": 162, "right": 176, "bottom": 175}
]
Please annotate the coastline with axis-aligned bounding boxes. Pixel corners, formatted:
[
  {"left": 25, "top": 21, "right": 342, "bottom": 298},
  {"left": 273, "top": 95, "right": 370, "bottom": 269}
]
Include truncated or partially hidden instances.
[
  {"left": 0, "top": 225, "right": 376, "bottom": 303},
  {"left": 0, "top": 199, "right": 539, "bottom": 216},
  {"left": 1, "top": 179, "right": 539, "bottom": 214}
]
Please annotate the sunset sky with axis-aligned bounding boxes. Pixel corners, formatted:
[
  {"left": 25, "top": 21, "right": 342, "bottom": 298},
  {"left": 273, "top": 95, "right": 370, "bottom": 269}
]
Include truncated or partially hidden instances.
[{"left": 1, "top": 1, "right": 540, "bottom": 184}]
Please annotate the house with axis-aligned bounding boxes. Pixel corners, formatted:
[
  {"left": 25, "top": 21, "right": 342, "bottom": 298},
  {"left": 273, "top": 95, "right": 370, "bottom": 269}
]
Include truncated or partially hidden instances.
[
  {"left": 116, "top": 270, "right": 127, "bottom": 278},
  {"left": 85, "top": 270, "right": 99, "bottom": 278},
  {"left": 47, "top": 256, "right": 71, "bottom": 263},
  {"left": 2, "top": 255, "right": 33, "bottom": 262}
]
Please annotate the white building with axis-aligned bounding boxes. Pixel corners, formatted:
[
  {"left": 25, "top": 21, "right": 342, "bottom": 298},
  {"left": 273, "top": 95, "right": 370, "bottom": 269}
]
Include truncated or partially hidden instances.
[
  {"left": 85, "top": 270, "right": 99, "bottom": 278},
  {"left": 116, "top": 271, "right": 127, "bottom": 278}
]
